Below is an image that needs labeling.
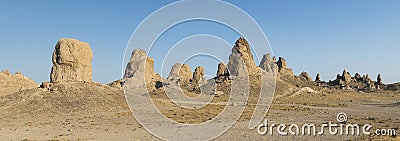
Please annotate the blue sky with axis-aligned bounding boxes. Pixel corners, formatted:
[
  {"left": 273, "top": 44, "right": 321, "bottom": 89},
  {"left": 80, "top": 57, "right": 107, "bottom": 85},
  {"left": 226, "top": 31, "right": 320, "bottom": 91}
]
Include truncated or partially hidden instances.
[{"left": 0, "top": 0, "right": 399, "bottom": 84}]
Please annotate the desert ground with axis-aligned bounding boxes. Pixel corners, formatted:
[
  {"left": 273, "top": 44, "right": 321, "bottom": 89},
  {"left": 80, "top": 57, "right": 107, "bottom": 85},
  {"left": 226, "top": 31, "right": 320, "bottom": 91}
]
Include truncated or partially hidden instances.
[{"left": 0, "top": 81, "right": 399, "bottom": 140}]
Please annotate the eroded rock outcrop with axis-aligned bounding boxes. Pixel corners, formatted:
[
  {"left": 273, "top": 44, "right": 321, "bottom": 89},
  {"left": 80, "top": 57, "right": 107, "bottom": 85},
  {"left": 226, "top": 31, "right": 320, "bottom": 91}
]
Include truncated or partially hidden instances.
[
  {"left": 124, "top": 48, "right": 157, "bottom": 83},
  {"left": 192, "top": 66, "right": 205, "bottom": 84},
  {"left": 323, "top": 69, "right": 384, "bottom": 90},
  {"left": 50, "top": 38, "right": 93, "bottom": 83},
  {"left": 259, "top": 53, "right": 276, "bottom": 73},
  {"left": 341, "top": 70, "right": 353, "bottom": 83},
  {"left": 315, "top": 73, "right": 321, "bottom": 82},
  {"left": 299, "top": 71, "right": 312, "bottom": 82},
  {"left": 0, "top": 70, "right": 38, "bottom": 96},
  {"left": 276, "top": 57, "right": 293, "bottom": 76},
  {"left": 167, "top": 63, "right": 192, "bottom": 83},
  {"left": 216, "top": 63, "right": 229, "bottom": 77},
  {"left": 227, "top": 37, "right": 259, "bottom": 77}
]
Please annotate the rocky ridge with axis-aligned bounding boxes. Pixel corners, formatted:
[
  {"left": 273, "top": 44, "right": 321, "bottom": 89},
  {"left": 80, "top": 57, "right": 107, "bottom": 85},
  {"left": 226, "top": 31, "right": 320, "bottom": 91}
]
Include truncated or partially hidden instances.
[{"left": 0, "top": 70, "right": 38, "bottom": 96}]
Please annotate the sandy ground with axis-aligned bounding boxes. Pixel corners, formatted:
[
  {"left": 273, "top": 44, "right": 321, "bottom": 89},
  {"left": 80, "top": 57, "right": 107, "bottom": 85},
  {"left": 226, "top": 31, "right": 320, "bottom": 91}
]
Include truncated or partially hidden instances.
[
  {"left": 0, "top": 88, "right": 399, "bottom": 140},
  {"left": 0, "top": 80, "right": 399, "bottom": 140}
]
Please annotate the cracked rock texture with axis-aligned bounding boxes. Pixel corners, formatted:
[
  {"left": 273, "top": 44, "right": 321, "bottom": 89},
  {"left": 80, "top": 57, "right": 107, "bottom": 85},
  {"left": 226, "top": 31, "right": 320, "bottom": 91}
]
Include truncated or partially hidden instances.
[
  {"left": 0, "top": 70, "right": 38, "bottom": 96},
  {"left": 50, "top": 38, "right": 93, "bottom": 83}
]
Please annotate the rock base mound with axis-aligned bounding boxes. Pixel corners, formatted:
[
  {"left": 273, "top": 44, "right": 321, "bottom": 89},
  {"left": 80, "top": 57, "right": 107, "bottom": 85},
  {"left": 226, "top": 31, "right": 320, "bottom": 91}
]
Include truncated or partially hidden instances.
[{"left": 0, "top": 82, "right": 125, "bottom": 117}]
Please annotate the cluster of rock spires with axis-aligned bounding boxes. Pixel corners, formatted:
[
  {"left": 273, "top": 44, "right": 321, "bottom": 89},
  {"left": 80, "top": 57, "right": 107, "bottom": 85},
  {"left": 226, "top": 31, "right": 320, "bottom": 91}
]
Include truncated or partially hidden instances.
[
  {"left": 1, "top": 37, "right": 398, "bottom": 97},
  {"left": 324, "top": 70, "right": 385, "bottom": 90},
  {"left": 122, "top": 37, "right": 395, "bottom": 92}
]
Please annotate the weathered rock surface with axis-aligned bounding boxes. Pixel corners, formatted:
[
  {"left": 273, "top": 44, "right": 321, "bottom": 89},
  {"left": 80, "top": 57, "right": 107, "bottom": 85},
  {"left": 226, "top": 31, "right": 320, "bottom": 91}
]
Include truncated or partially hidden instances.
[
  {"left": 341, "top": 70, "right": 353, "bottom": 83},
  {"left": 227, "top": 37, "right": 259, "bottom": 77},
  {"left": 0, "top": 70, "right": 38, "bottom": 96},
  {"left": 216, "top": 63, "right": 229, "bottom": 77},
  {"left": 124, "top": 49, "right": 157, "bottom": 83},
  {"left": 107, "top": 79, "right": 124, "bottom": 90},
  {"left": 277, "top": 57, "right": 287, "bottom": 70},
  {"left": 299, "top": 72, "right": 312, "bottom": 82},
  {"left": 167, "top": 63, "right": 192, "bottom": 83},
  {"left": 192, "top": 66, "right": 205, "bottom": 84},
  {"left": 323, "top": 69, "right": 385, "bottom": 90},
  {"left": 276, "top": 57, "right": 293, "bottom": 76},
  {"left": 315, "top": 73, "right": 321, "bottom": 82},
  {"left": 50, "top": 38, "right": 93, "bottom": 83},
  {"left": 259, "top": 53, "right": 276, "bottom": 73}
]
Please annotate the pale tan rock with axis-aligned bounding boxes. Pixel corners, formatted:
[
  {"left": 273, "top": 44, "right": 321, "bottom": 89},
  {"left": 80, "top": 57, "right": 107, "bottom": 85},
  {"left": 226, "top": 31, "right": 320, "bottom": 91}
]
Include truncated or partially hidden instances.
[
  {"left": 341, "top": 69, "right": 353, "bottom": 83},
  {"left": 107, "top": 79, "right": 124, "bottom": 90},
  {"left": 192, "top": 66, "right": 205, "bottom": 84},
  {"left": 259, "top": 53, "right": 273, "bottom": 73},
  {"left": 216, "top": 63, "right": 229, "bottom": 77},
  {"left": 0, "top": 70, "right": 38, "bottom": 96},
  {"left": 227, "top": 37, "right": 258, "bottom": 77},
  {"left": 299, "top": 71, "right": 312, "bottom": 82},
  {"left": 50, "top": 38, "right": 93, "bottom": 83},
  {"left": 180, "top": 64, "right": 192, "bottom": 82},
  {"left": 124, "top": 48, "right": 157, "bottom": 83},
  {"left": 167, "top": 63, "right": 192, "bottom": 83}
]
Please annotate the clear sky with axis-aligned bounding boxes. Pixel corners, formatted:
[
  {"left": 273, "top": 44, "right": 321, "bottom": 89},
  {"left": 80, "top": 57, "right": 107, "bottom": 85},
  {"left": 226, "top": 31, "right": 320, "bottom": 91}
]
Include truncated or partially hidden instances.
[{"left": 1, "top": 0, "right": 399, "bottom": 84}]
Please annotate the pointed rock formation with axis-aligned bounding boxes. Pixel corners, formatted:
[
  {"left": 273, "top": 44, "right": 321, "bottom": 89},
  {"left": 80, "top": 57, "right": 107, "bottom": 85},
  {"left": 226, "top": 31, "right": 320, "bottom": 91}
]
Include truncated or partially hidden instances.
[
  {"left": 299, "top": 71, "right": 312, "bottom": 81},
  {"left": 179, "top": 64, "right": 192, "bottom": 82},
  {"left": 192, "top": 66, "right": 205, "bottom": 84},
  {"left": 341, "top": 69, "right": 353, "bottom": 83},
  {"left": 50, "top": 38, "right": 93, "bottom": 83},
  {"left": 167, "top": 64, "right": 181, "bottom": 81},
  {"left": 277, "top": 57, "right": 287, "bottom": 70},
  {"left": 325, "top": 69, "right": 384, "bottom": 90},
  {"left": 363, "top": 74, "right": 371, "bottom": 83},
  {"left": 124, "top": 48, "right": 157, "bottom": 83},
  {"left": 336, "top": 74, "right": 341, "bottom": 80},
  {"left": 354, "top": 73, "right": 362, "bottom": 82},
  {"left": 227, "top": 37, "right": 259, "bottom": 77},
  {"left": 259, "top": 53, "right": 276, "bottom": 73},
  {"left": 315, "top": 73, "right": 321, "bottom": 82},
  {"left": 276, "top": 57, "right": 293, "bottom": 76},
  {"left": 216, "top": 63, "right": 229, "bottom": 77},
  {"left": 167, "top": 63, "right": 192, "bottom": 83},
  {"left": 377, "top": 74, "right": 383, "bottom": 85}
]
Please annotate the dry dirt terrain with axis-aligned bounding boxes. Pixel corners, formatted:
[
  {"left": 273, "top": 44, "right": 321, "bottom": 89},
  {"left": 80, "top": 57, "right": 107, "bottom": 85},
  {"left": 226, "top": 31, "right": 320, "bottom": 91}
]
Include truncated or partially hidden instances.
[{"left": 0, "top": 81, "right": 399, "bottom": 140}]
